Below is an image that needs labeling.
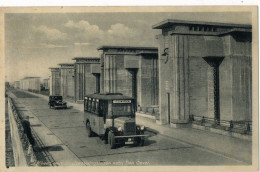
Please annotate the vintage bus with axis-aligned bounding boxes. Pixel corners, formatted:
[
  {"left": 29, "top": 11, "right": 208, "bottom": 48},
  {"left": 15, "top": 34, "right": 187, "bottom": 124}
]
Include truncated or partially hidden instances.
[{"left": 84, "top": 93, "right": 147, "bottom": 149}]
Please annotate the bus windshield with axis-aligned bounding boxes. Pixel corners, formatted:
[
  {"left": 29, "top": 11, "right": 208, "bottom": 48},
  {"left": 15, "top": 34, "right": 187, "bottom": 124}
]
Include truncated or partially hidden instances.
[{"left": 112, "top": 103, "right": 133, "bottom": 117}]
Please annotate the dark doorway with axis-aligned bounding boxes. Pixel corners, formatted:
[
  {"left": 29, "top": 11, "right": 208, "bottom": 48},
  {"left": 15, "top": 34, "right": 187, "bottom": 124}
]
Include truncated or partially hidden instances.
[
  {"left": 129, "top": 69, "right": 138, "bottom": 110},
  {"left": 203, "top": 56, "right": 224, "bottom": 124},
  {"left": 95, "top": 74, "right": 100, "bottom": 93},
  {"left": 167, "top": 93, "right": 171, "bottom": 124}
]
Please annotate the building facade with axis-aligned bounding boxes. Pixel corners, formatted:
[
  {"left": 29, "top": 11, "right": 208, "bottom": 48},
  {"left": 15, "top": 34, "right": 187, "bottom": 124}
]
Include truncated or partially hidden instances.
[
  {"left": 49, "top": 68, "right": 61, "bottom": 96},
  {"left": 153, "top": 20, "right": 252, "bottom": 125},
  {"left": 43, "top": 78, "right": 50, "bottom": 90},
  {"left": 98, "top": 46, "right": 159, "bottom": 110},
  {"left": 14, "top": 81, "right": 20, "bottom": 89},
  {"left": 20, "top": 77, "right": 41, "bottom": 92},
  {"left": 73, "top": 57, "right": 100, "bottom": 102},
  {"left": 59, "top": 63, "right": 75, "bottom": 99}
]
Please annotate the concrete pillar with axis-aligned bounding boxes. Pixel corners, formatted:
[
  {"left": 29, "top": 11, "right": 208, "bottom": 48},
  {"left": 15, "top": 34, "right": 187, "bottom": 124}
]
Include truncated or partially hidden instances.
[
  {"left": 49, "top": 68, "right": 60, "bottom": 96},
  {"left": 98, "top": 46, "right": 158, "bottom": 110},
  {"left": 171, "top": 35, "right": 190, "bottom": 125},
  {"left": 73, "top": 57, "right": 100, "bottom": 102},
  {"left": 207, "top": 65, "right": 215, "bottom": 119},
  {"left": 59, "top": 64, "right": 74, "bottom": 98},
  {"left": 156, "top": 34, "right": 169, "bottom": 125}
]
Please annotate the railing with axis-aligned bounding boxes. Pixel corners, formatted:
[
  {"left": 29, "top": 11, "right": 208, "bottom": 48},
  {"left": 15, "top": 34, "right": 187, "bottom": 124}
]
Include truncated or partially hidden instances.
[
  {"left": 137, "top": 105, "right": 160, "bottom": 118},
  {"left": 8, "top": 97, "right": 37, "bottom": 166},
  {"left": 189, "top": 115, "right": 252, "bottom": 135}
]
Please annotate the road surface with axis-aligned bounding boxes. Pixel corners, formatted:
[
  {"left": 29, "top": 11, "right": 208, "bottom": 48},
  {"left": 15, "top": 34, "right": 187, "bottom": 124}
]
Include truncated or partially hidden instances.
[{"left": 10, "top": 90, "right": 247, "bottom": 166}]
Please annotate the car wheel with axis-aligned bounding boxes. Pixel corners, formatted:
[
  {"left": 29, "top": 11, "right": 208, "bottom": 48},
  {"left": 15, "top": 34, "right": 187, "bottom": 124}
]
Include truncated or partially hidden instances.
[
  {"left": 108, "top": 131, "right": 116, "bottom": 149},
  {"left": 103, "top": 135, "right": 108, "bottom": 144},
  {"left": 86, "top": 121, "right": 93, "bottom": 137},
  {"left": 139, "top": 138, "right": 145, "bottom": 146},
  {"left": 139, "top": 131, "right": 145, "bottom": 146}
]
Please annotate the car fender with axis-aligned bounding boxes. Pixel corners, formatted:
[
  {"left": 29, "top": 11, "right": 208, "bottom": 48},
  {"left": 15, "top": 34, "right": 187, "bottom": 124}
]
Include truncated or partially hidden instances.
[{"left": 104, "top": 127, "right": 117, "bottom": 137}]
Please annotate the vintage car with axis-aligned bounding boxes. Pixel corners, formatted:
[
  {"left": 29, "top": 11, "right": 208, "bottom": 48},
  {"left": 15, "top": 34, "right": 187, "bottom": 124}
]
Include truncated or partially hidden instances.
[
  {"left": 84, "top": 93, "right": 147, "bottom": 149},
  {"left": 48, "top": 96, "right": 67, "bottom": 109}
]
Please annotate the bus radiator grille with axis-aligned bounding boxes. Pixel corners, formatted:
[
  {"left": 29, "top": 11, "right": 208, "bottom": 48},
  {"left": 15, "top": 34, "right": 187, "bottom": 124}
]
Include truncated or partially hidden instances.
[{"left": 124, "top": 122, "right": 136, "bottom": 135}]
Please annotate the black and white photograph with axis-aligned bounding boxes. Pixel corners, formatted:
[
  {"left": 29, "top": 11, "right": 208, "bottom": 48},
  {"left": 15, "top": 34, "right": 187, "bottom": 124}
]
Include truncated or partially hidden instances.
[{"left": 1, "top": 6, "right": 258, "bottom": 171}]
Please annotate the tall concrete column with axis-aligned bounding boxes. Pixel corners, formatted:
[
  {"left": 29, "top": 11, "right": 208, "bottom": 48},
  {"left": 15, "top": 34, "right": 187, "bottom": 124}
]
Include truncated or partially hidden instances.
[
  {"left": 100, "top": 54, "right": 104, "bottom": 94},
  {"left": 73, "top": 57, "right": 100, "bottom": 102},
  {"left": 207, "top": 65, "right": 215, "bottom": 119},
  {"left": 156, "top": 34, "right": 169, "bottom": 125},
  {"left": 49, "top": 68, "right": 60, "bottom": 96},
  {"left": 171, "top": 35, "right": 190, "bottom": 126}
]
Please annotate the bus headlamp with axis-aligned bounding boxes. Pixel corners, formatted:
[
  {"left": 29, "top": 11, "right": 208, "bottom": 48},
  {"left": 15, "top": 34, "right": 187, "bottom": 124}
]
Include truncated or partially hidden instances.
[
  {"left": 140, "top": 126, "right": 145, "bottom": 130},
  {"left": 117, "top": 127, "right": 122, "bottom": 131}
]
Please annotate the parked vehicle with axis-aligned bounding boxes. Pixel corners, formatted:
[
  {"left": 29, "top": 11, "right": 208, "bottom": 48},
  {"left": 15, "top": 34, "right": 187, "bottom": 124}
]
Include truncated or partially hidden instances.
[
  {"left": 84, "top": 93, "right": 147, "bottom": 149},
  {"left": 48, "top": 96, "right": 67, "bottom": 109}
]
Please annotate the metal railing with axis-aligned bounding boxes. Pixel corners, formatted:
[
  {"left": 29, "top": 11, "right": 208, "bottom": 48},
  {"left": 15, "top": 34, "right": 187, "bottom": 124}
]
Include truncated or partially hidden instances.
[
  {"left": 137, "top": 106, "right": 160, "bottom": 118},
  {"left": 8, "top": 97, "right": 37, "bottom": 166},
  {"left": 189, "top": 114, "right": 252, "bottom": 135}
]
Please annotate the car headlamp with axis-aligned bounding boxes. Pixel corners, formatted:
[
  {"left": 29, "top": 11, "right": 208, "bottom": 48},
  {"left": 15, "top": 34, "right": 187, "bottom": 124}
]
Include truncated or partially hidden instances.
[
  {"left": 117, "top": 127, "right": 122, "bottom": 131},
  {"left": 140, "top": 126, "right": 145, "bottom": 130}
]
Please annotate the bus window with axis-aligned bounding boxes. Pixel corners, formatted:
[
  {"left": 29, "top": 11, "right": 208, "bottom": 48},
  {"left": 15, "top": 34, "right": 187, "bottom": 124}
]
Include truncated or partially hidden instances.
[
  {"left": 84, "top": 98, "right": 88, "bottom": 111},
  {"left": 95, "top": 100, "right": 99, "bottom": 114},
  {"left": 113, "top": 103, "right": 132, "bottom": 116},
  {"left": 99, "top": 101, "right": 104, "bottom": 116},
  {"left": 88, "top": 98, "right": 92, "bottom": 112},
  {"left": 92, "top": 100, "right": 96, "bottom": 113},
  {"left": 107, "top": 103, "right": 112, "bottom": 118}
]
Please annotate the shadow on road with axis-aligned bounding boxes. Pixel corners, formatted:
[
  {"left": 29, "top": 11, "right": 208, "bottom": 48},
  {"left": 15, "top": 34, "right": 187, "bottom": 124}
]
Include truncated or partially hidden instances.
[{"left": 34, "top": 145, "right": 64, "bottom": 152}]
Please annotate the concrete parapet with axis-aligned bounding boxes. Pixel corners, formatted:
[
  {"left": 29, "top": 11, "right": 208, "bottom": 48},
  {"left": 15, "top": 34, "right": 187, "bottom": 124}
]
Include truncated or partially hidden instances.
[
  {"left": 191, "top": 123, "right": 252, "bottom": 141},
  {"left": 136, "top": 112, "right": 157, "bottom": 123},
  {"left": 170, "top": 123, "right": 191, "bottom": 128},
  {"left": 8, "top": 97, "right": 37, "bottom": 166}
]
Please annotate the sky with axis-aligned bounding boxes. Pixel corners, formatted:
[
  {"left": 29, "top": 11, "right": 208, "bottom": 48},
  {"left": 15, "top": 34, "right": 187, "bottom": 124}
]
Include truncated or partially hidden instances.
[{"left": 5, "top": 12, "right": 251, "bottom": 83}]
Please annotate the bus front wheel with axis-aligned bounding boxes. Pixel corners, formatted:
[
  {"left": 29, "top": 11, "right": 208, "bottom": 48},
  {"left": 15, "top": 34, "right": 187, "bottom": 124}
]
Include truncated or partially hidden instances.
[{"left": 108, "top": 131, "right": 116, "bottom": 149}]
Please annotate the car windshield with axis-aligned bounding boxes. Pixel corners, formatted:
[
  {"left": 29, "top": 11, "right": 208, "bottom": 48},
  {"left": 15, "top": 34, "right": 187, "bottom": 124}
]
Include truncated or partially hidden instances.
[
  {"left": 112, "top": 103, "right": 133, "bottom": 117},
  {"left": 51, "top": 96, "right": 62, "bottom": 101}
]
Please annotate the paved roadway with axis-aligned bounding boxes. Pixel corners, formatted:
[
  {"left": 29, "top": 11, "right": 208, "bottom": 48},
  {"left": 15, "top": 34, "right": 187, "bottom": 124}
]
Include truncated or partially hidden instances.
[{"left": 10, "top": 90, "right": 247, "bottom": 166}]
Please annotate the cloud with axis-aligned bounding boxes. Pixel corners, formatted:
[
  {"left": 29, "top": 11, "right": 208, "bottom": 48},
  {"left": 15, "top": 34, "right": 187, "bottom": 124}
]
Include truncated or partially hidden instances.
[
  {"left": 64, "top": 20, "right": 74, "bottom": 28},
  {"left": 64, "top": 20, "right": 105, "bottom": 44},
  {"left": 28, "top": 20, "right": 151, "bottom": 53},
  {"left": 32, "top": 25, "right": 67, "bottom": 41},
  {"left": 74, "top": 42, "right": 91, "bottom": 46},
  {"left": 26, "top": 43, "right": 68, "bottom": 49},
  {"left": 64, "top": 20, "right": 142, "bottom": 47},
  {"left": 65, "top": 20, "right": 104, "bottom": 35},
  {"left": 108, "top": 23, "right": 137, "bottom": 38}
]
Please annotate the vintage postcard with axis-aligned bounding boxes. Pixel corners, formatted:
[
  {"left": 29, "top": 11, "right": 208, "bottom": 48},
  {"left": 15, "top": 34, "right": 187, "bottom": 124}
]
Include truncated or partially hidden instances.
[{"left": 0, "top": 6, "right": 258, "bottom": 172}]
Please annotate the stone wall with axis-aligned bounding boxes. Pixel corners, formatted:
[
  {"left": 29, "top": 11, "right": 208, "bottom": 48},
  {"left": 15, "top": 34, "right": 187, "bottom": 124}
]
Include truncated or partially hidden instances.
[
  {"left": 99, "top": 46, "right": 158, "bottom": 110},
  {"left": 138, "top": 54, "right": 159, "bottom": 108},
  {"left": 60, "top": 65, "right": 74, "bottom": 98},
  {"left": 103, "top": 54, "right": 132, "bottom": 97},
  {"left": 50, "top": 68, "right": 61, "bottom": 96},
  {"left": 74, "top": 58, "right": 100, "bottom": 102},
  {"left": 154, "top": 20, "right": 252, "bottom": 124}
]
